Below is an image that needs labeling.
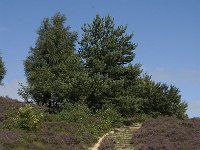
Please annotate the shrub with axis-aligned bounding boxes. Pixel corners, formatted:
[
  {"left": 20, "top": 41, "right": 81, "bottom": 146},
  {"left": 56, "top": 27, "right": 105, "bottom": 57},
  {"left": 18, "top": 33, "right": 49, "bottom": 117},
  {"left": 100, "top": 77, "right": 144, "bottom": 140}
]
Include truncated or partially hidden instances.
[
  {"left": 96, "top": 106, "right": 122, "bottom": 127},
  {"left": 11, "top": 104, "right": 43, "bottom": 130},
  {"left": 87, "top": 106, "right": 122, "bottom": 136},
  {"left": 122, "top": 114, "right": 152, "bottom": 126},
  {"left": 57, "top": 103, "right": 91, "bottom": 123},
  {"left": 98, "top": 136, "right": 115, "bottom": 150}
]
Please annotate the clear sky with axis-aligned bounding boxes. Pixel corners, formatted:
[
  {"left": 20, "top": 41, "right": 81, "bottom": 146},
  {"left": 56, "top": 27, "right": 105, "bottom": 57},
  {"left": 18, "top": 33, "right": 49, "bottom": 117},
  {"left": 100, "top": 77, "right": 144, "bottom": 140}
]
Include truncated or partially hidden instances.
[{"left": 0, "top": 0, "right": 199, "bottom": 117}]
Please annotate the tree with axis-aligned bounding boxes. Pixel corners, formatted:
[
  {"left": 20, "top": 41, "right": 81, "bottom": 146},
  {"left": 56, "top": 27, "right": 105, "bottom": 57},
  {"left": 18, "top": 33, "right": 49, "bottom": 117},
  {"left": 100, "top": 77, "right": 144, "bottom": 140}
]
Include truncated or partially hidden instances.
[
  {"left": 21, "top": 13, "right": 188, "bottom": 118},
  {"left": 135, "top": 74, "right": 188, "bottom": 118},
  {"left": 0, "top": 54, "right": 6, "bottom": 85},
  {"left": 79, "top": 14, "right": 187, "bottom": 118},
  {"left": 79, "top": 15, "right": 142, "bottom": 113},
  {"left": 21, "top": 13, "right": 83, "bottom": 112},
  {"left": 79, "top": 14, "right": 140, "bottom": 79}
]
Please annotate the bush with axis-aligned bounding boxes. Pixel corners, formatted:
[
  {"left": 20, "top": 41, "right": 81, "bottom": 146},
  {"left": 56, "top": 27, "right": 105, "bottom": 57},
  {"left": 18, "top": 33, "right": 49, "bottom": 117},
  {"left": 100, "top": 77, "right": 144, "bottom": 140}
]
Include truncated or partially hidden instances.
[
  {"left": 96, "top": 106, "right": 122, "bottom": 127},
  {"left": 11, "top": 104, "right": 43, "bottom": 130},
  {"left": 54, "top": 103, "right": 122, "bottom": 137},
  {"left": 87, "top": 106, "right": 122, "bottom": 136},
  {"left": 122, "top": 114, "right": 152, "bottom": 126},
  {"left": 56, "top": 103, "right": 91, "bottom": 123},
  {"left": 132, "top": 114, "right": 152, "bottom": 123},
  {"left": 98, "top": 137, "right": 115, "bottom": 150}
]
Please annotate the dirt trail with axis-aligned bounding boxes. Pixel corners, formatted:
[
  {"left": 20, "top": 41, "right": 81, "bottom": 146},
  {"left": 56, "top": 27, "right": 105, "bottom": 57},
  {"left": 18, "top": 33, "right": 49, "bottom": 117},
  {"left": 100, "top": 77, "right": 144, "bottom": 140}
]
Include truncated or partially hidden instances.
[
  {"left": 88, "top": 123, "right": 141, "bottom": 150},
  {"left": 89, "top": 132, "right": 110, "bottom": 150}
]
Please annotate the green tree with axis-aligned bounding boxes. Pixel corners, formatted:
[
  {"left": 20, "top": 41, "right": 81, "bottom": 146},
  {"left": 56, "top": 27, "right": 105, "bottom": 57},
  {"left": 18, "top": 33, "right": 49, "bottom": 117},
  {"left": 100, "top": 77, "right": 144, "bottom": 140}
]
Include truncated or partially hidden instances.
[
  {"left": 79, "top": 15, "right": 141, "bottom": 113},
  {"left": 0, "top": 54, "right": 6, "bottom": 85},
  {"left": 21, "top": 13, "right": 83, "bottom": 112},
  {"left": 135, "top": 74, "right": 188, "bottom": 118},
  {"left": 79, "top": 14, "right": 187, "bottom": 118},
  {"left": 79, "top": 14, "right": 139, "bottom": 79}
]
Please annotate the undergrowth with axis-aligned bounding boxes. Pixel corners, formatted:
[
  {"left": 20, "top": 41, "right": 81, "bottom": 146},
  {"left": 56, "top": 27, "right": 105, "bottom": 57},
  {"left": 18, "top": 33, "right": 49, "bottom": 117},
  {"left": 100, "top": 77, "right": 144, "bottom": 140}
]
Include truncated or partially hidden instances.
[{"left": 0, "top": 97, "right": 122, "bottom": 150}]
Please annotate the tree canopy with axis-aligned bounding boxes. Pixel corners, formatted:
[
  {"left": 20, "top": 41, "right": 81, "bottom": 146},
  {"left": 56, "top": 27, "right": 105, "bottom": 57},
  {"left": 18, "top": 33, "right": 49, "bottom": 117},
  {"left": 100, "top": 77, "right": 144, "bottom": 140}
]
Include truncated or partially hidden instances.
[
  {"left": 79, "top": 15, "right": 142, "bottom": 113},
  {"left": 22, "top": 13, "right": 83, "bottom": 112},
  {"left": 0, "top": 54, "right": 6, "bottom": 85},
  {"left": 79, "top": 15, "right": 138, "bottom": 78},
  {"left": 20, "top": 13, "right": 188, "bottom": 118}
]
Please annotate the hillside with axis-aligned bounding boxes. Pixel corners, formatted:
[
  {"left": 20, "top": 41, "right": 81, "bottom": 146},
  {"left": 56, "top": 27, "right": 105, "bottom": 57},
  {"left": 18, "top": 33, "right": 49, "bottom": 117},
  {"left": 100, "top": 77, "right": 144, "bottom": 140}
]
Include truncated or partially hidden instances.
[
  {"left": 0, "top": 96, "right": 132, "bottom": 150},
  {"left": 0, "top": 97, "right": 98, "bottom": 150},
  {"left": 97, "top": 117, "right": 200, "bottom": 150},
  {"left": 0, "top": 97, "right": 23, "bottom": 122},
  {"left": 1, "top": 97, "right": 199, "bottom": 150},
  {"left": 131, "top": 117, "right": 200, "bottom": 150}
]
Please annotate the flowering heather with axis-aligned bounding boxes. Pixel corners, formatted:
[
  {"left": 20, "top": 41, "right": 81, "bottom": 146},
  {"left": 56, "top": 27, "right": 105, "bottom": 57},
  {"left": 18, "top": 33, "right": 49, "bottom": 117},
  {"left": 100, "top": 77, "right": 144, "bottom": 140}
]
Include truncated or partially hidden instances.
[
  {"left": 99, "top": 136, "right": 115, "bottom": 150},
  {"left": 131, "top": 117, "right": 200, "bottom": 150}
]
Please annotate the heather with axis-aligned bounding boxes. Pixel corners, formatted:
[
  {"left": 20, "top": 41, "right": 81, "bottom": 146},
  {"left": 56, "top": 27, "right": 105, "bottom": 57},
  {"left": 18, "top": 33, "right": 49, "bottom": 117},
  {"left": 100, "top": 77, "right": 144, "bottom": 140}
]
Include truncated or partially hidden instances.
[
  {"left": 0, "top": 97, "right": 23, "bottom": 123},
  {"left": 131, "top": 117, "right": 200, "bottom": 150},
  {"left": 98, "top": 137, "right": 115, "bottom": 150},
  {"left": 0, "top": 97, "right": 122, "bottom": 149}
]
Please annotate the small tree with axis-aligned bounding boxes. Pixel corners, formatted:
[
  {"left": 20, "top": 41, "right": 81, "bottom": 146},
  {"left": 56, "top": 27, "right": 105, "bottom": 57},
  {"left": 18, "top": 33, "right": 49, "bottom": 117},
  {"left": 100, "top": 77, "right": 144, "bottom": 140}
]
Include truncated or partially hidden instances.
[
  {"left": 12, "top": 104, "right": 43, "bottom": 130},
  {"left": 21, "top": 13, "right": 83, "bottom": 112},
  {"left": 0, "top": 54, "right": 6, "bottom": 85}
]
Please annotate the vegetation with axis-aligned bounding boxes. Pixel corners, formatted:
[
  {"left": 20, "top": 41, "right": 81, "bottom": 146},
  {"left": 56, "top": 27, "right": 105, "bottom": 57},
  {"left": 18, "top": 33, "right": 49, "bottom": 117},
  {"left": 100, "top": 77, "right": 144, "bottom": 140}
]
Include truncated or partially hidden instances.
[
  {"left": 20, "top": 13, "right": 83, "bottom": 112},
  {"left": 0, "top": 97, "right": 121, "bottom": 149},
  {"left": 0, "top": 12, "right": 192, "bottom": 149},
  {"left": 19, "top": 13, "right": 187, "bottom": 119},
  {"left": 98, "top": 137, "right": 115, "bottom": 150},
  {"left": 0, "top": 54, "right": 6, "bottom": 85},
  {"left": 79, "top": 14, "right": 142, "bottom": 115},
  {"left": 11, "top": 104, "right": 44, "bottom": 130},
  {"left": 0, "top": 97, "right": 23, "bottom": 123},
  {"left": 135, "top": 74, "right": 188, "bottom": 119},
  {"left": 131, "top": 117, "right": 200, "bottom": 150}
]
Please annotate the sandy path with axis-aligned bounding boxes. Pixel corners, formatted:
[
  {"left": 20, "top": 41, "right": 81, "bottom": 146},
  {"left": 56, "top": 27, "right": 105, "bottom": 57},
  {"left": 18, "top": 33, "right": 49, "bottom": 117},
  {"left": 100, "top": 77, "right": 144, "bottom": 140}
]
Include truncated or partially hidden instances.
[
  {"left": 89, "top": 123, "right": 141, "bottom": 150},
  {"left": 89, "top": 132, "right": 110, "bottom": 150}
]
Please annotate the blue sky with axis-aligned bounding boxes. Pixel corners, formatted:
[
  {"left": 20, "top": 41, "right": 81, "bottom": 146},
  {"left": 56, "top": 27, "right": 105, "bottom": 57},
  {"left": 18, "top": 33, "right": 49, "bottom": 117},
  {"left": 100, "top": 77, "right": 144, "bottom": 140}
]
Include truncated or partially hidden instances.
[{"left": 0, "top": 0, "right": 199, "bottom": 117}]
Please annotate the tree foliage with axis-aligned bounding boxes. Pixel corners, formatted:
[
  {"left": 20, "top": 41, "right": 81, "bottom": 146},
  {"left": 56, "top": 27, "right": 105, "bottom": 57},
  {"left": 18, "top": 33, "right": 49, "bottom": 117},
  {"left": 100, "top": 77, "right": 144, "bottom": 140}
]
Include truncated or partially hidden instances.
[
  {"left": 21, "top": 13, "right": 84, "bottom": 112},
  {"left": 135, "top": 74, "right": 188, "bottom": 118},
  {"left": 79, "top": 14, "right": 139, "bottom": 78},
  {"left": 0, "top": 54, "right": 6, "bottom": 85},
  {"left": 79, "top": 15, "right": 142, "bottom": 113},
  {"left": 20, "top": 13, "right": 188, "bottom": 118}
]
